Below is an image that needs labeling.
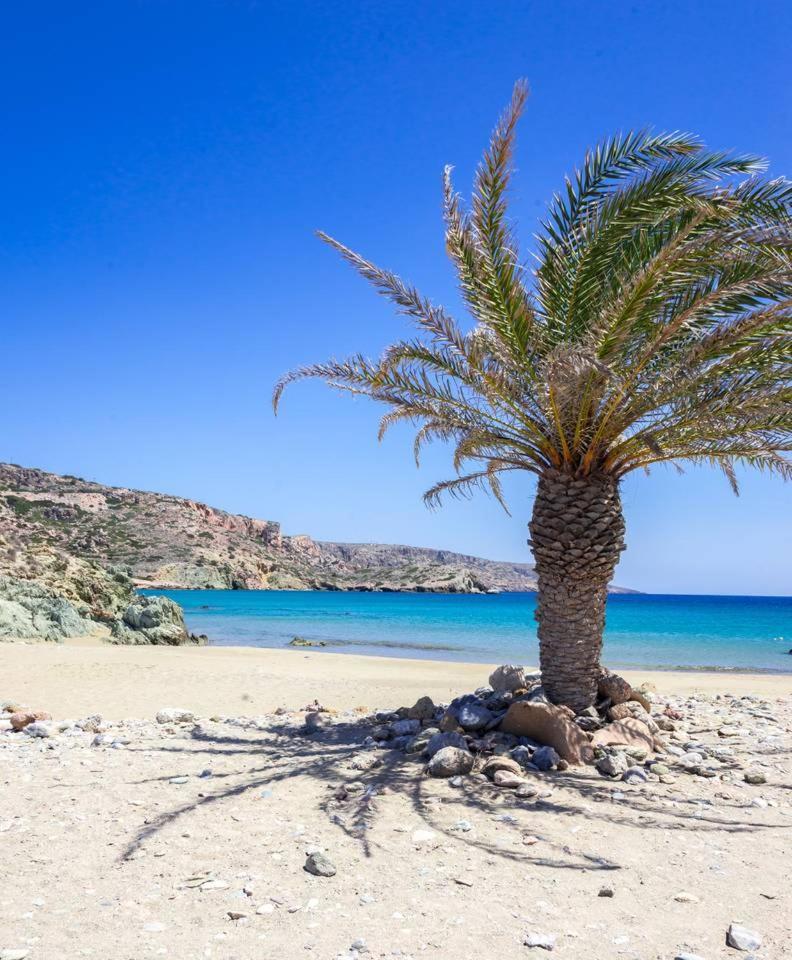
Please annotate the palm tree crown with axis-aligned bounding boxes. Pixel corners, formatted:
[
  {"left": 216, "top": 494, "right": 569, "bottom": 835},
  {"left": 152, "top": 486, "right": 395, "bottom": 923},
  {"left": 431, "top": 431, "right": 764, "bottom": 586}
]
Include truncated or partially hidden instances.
[{"left": 274, "top": 81, "right": 792, "bottom": 508}]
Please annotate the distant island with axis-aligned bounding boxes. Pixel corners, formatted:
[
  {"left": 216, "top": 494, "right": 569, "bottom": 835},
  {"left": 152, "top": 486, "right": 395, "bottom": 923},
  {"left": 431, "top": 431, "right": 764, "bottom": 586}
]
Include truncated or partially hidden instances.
[{"left": 1, "top": 462, "right": 635, "bottom": 595}]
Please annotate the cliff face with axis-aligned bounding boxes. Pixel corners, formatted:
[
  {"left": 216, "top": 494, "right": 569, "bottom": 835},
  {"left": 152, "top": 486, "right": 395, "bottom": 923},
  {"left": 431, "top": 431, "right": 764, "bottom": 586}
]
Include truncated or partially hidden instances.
[{"left": 0, "top": 463, "right": 633, "bottom": 595}]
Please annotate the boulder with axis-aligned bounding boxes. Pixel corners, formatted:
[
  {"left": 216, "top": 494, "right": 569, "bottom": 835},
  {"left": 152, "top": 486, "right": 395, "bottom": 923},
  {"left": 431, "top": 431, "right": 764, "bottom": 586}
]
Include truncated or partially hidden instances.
[
  {"left": 426, "top": 730, "right": 468, "bottom": 757},
  {"left": 482, "top": 756, "right": 523, "bottom": 780},
  {"left": 110, "top": 595, "right": 195, "bottom": 646},
  {"left": 532, "top": 745, "right": 561, "bottom": 771},
  {"left": 406, "top": 696, "right": 436, "bottom": 721},
  {"left": 0, "top": 575, "right": 91, "bottom": 642},
  {"left": 598, "top": 671, "right": 633, "bottom": 705},
  {"left": 488, "top": 664, "right": 527, "bottom": 694},
  {"left": 455, "top": 702, "right": 493, "bottom": 731},
  {"left": 493, "top": 769, "right": 524, "bottom": 788},
  {"left": 427, "top": 746, "right": 474, "bottom": 778},
  {"left": 499, "top": 701, "right": 594, "bottom": 764},
  {"left": 590, "top": 718, "right": 655, "bottom": 754}
]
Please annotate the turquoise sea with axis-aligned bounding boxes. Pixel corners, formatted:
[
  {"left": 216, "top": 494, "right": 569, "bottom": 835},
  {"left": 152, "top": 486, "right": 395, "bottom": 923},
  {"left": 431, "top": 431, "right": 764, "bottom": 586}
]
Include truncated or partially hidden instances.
[{"left": 145, "top": 590, "right": 792, "bottom": 673}]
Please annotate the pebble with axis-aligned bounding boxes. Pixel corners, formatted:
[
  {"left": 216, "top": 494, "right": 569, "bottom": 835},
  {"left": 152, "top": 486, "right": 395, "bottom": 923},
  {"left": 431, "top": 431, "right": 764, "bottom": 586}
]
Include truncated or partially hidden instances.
[
  {"left": 743, "top": 771, "right": 766, "bottom": 785},
  {"left": 726, "top": 923, "right": 762, "bottom": 951},
  {"left": 304, "top": 852, "right": 337, "bottom": 877},
  {"left": 524, "top": 931, "right": 556, "bottom": 950},
  {"left": 169, "top": 776, "right": 189, "bottom": 785},
  {"left": 675, "top": 954, "right": 705, "bottom": 960},
  {"left": 673, "top": 892, "right": 700, "bottom": 903},
  {"left": 598, "top": 886, "right": 614, "bottom": 897},
  {"left": 155, "top": 708, "right": 194, "bottom": 724},
  {"left": 532, "top": 746, "right": 560, "bottom": 771},
  {"left": 23, "top": 721, "right": 53, "bottom": 738},
  {"left": 0, "top": 952, "right": 30, "bottom": 960}
]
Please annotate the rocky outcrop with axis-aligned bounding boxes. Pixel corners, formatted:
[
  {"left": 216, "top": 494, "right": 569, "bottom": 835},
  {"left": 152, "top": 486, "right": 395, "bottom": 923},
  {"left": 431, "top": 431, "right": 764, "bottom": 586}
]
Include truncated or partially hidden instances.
[
  {"left": 109, "top": 595, "right": 199, "bottom": 646},
  {"left": 0, "top": 575, "right": 92, "bottom": 642},
  {"left": 0, "top": 462, "right": 636, "bottom": 594}
]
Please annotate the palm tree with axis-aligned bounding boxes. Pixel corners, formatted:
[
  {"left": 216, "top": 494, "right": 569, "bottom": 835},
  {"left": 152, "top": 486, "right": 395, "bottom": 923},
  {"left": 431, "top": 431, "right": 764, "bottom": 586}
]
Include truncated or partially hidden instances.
[{"left": 274, "top": 82, "right": 792, "bottom": 712}]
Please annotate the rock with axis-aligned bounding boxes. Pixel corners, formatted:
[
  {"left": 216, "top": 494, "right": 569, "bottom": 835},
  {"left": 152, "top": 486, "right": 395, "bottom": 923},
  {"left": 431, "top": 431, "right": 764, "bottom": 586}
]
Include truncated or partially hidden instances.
[
  {"left": 488, "top": 664, "right": 527, "bottom": 693},
  {"left": 110, "top": 595, "right": 195, "bottom": 646},
  {"left": 455, "top": 702, "right": 493, "bottom": 732},
  {"left": 304, "top": 712, "right": 327, "bottom": 733},
  {"left": 426, "top": 731, "right": 467, "bottom": 757},
  {"left": 482, "top": 756, "right": 524, "bottom": 779},
  {"left": 726, "top": 923, "right": 761, "bottom": 951},
  {"left": 510, "top": 744, "right": 534, "bottom": 767},
  {"left": 427, "top": 746, "right": 474, "bottom": 778},
  {"left": 596, "top": 752, "right": 630, "bottom": 777},
  {"left": 524, "top": 932, "right": 556, "bottom": 950},
  {"left": 493, "top": 769, "right": 524, "bottom": 788},
  {"left": 673, "top": 892, "right": 700, "bottom": 903},
  {"left": 598, "top": 671, "right": 633, "bottom": 705},
  {"left": 0, "top": 950, "right": 30, "bottom": 960},
  {"left": 406, "top": 696, "right": 435, "bottom": 721},
  {"left": 622, "top": 765, "right": 648, "bottom": 784},
  {"left": 675, "top": 954, "right": 705, "bottom": 960},
  {"left": 590, "top": 718, "right": 655, "bottom": 754},
  {"left": 155, "top": 708, "right": 195, "bottom": 724},
  {"left": 532, "top": 745, "right": 561, "bottom": 771},
  {"left": 289, "top": 636, "right": 326, "bottom": 647},
  {"left": 438, "top": 711, "right": 463, "bottom": 733},
  {"left": 649, "top": 762, "right": 670, "bottom": 776},
  {"left": 391, "top": 718, "right": 420, "bottom": 737},
  {"left": 23, "top": 721, "right": 53, "bottom": 737},
  {"left": 500, "top": 701, "right": 594, "bottom": 764},
  {"left": 304, "top": 852, "right": 336, "bottom": 877},
  {"left": 743, "top": 771, "right": 767, "bottom": 785},
  {"left": 9, "top": 710, "right": 51, "bottom": 731},
  {"left": 516, "top": 782, "right": 538, "bottom": 798},
  {"left": 0, "top": 574, "right": 93, "bottom": 641},
  {"left": 598, "top": 886, "right": 615, "bottom": 897}
]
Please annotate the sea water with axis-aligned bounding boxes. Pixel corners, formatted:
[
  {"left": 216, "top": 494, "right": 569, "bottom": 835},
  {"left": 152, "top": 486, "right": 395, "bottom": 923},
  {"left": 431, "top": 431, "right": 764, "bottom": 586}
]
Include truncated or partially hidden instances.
[{"left": 144, "top": 590, "right": 792, "bottom": 673}]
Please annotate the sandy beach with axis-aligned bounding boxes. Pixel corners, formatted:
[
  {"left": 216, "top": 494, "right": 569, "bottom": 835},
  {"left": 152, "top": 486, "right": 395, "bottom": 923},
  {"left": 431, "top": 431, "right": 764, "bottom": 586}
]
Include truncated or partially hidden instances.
[
  {"left": 2, "top": 640, "right": 791, "bottom": 960},
  {"left": 2, "top": 638, "right": 791, "bottom": 720}
]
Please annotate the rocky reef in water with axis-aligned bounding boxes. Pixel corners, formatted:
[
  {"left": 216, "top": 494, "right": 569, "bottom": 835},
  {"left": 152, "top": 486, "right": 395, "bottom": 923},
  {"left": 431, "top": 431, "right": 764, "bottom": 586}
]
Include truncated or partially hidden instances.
[{"left": 0, "top": 462, "right": 635, "bottom": 595}]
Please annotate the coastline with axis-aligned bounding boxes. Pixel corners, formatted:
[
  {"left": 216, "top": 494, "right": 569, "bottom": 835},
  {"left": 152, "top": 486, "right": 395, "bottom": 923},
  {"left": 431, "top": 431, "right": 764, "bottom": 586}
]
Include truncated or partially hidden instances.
[{"left": 2, "top": 638, "right": 790, "bottom": 720}]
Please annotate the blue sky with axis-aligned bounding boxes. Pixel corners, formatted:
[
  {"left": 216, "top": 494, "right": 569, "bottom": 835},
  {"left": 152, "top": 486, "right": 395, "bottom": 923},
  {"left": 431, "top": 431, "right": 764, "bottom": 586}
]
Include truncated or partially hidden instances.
[{"left": 1, "top": 2, "right": 790, "bottom": 595}]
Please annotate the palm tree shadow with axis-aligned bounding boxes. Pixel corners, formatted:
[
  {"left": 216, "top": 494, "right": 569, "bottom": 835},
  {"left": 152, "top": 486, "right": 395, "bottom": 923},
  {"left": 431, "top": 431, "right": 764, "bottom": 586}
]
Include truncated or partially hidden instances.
[{"left": 119, "top": 715, "right": 789, "bottom": 868}]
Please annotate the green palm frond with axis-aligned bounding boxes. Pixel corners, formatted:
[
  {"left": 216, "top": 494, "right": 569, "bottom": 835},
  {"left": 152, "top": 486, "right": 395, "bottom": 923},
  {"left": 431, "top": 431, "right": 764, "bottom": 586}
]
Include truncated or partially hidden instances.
[{"left": 275, "top": 81, "right": 792, "bottom": 509}]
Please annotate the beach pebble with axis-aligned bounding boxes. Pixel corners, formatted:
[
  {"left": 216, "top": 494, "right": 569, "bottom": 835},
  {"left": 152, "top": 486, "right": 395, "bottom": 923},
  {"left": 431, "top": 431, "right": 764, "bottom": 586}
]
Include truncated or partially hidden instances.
[
  {"left": 0, "top": 951, "right": 30, "bottom": 960},
  {"left": 155, "top": 708, "right": 194, "bottom": 724},
  {"left": 524, "top": 931, "right": 556, "bottom": 950},
  {"left": 493, "top": 769, "right": 524, "bottom": 788},
  {"left": 622, "top": 765, "right": 649, "bottom": 784},
  {"left": 596, "top": 752, "right": 629, "bottom": 777},
  {"left": 675, "top": 953, "right": 705, "bottom": 960},
  {"left": 726, "top": 923, "right": 761, "bottom": 951},
  {"left": 304, "top": 852, "right": 337, "bottom": 877},
  {"left": 598, "top": 886, "right": 615, "bottom": 897},
  {"left": 743, "top": 771, "right": 766, "bottom": 785},
  {"left": 23, "top": 721, "right": 53, "bottom": 738}
]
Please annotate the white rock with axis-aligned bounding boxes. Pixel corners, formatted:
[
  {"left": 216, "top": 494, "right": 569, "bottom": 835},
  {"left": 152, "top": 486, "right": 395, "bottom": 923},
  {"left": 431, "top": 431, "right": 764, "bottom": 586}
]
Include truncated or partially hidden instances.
[
  {"left": 155, "top": 708, "right": 195, "bottom": 724},
  {"left": 524, "top": 931, "right": 556, "bottom": 950},
  {"left": 726, "top": 923, "right": 761, "bottom": 951}
]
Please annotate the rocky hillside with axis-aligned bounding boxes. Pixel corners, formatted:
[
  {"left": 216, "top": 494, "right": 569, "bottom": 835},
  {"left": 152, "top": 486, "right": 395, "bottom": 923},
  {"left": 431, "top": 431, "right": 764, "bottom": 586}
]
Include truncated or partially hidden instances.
[{"left": 0, "top": 463, "right": 632, "bottom": 594}]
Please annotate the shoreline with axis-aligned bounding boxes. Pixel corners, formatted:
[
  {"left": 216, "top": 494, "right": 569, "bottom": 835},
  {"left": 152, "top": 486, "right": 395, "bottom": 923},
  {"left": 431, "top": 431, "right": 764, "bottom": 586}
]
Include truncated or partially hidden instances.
[{"left": 2, "top": 638, "right": 790, "bottom": 720}]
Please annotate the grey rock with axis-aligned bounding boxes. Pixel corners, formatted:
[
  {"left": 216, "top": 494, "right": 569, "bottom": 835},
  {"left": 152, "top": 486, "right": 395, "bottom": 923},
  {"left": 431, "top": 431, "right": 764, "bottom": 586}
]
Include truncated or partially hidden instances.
[
  {"left": 23, "top": 721, "right": 53, "bottom": 738},
  {"left": 0, "top": 574, "right": 91, "bottom": 642},
  {"left": 391, "top": 718, "right": 420, "bottom": 737},
  {"left": 598, "top": 886, "right": 615, "bottom": 897},
  {"left": 405, "top": 727, "right": 439, "bottom": 754},
  {"left": 427, "top": 746, "right": 474, "bottom": 778},
  {"left": 109, "top": 595, "right": 194, "bottom": 646},
  {"left": 456, "top": 702, "right": 493, "bottom": 731},
  {"left": 743, "top": 771, "right": 767, "bottom": 785},
  {"left": 622, "top": 765, "right": 649, "bottom": 784},
  {"left": 304, "top": 852, "right": 337, "bottom": 877},
  {"left": 596, "top": 752, "right": 630, "bottom": 777},
  {"left": 488, "top": 664, "right": 527, "bottom": 693},
  {"left": 532, "top": 746, "right": 560, "bottom": 771},
  {"left": 493, "top": 769, "right": 524, "bottom": 788},
  {"left": 426, "top": 730, "right": 468, "bottom": 757},
  {"left": 726, "top": 924, "right": 761, "bottom": 951},
  {"left": 304, "top": 712, "right": 327, "bottom": 734},
  {"left": 524, "top": 931, "right": 556, "bottom": 950},
  {"left": 510, "top": 745, "right": 534, "bottom": 767}
]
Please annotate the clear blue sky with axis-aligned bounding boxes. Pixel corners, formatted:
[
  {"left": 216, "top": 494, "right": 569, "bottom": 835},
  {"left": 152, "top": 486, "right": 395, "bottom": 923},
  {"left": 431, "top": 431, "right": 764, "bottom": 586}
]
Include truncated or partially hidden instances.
[{"left": 1, "top": 2, "right": 790, "bottom": 595}]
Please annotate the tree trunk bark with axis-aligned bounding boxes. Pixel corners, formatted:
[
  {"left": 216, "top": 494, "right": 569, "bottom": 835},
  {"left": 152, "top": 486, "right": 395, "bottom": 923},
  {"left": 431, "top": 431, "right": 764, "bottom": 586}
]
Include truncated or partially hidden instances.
[{"left": 528, "top": 469, "right": 626, "bottom": 713}]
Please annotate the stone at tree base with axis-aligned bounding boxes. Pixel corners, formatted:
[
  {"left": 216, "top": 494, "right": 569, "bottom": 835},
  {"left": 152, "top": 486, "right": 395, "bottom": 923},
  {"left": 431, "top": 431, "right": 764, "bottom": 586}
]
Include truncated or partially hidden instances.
[
  {"left": 9, "top": 710, "right": 51, "bottom": 731},
  {"left": 598, "top": 671, "right": 633, "bottom": 705},
  {"left": 425, "top": 731, "right": 467, "bottom": 757},
  {"left": 726, "top": 924, "right": 761, "bottom": 951},
  {"left": 482, "top": 755, "right": 523, "bottom": 780},
  {"left": 499, "top": 701, "right": 594, "bottom": 764},
  {"left": 488, "top": 664, "right": 527, "bottom": 693},
  {"left": 427, "top": 746, "right": 474, "bottom": 777},
  {"left": 303, "top": 852, "right": 336, "bottom": 877},
  {"left": 493, "top": 769, "right": 524, "bottom": 788},
  {"left": 532, "top": 745, "right": 561, "bottom": 771},
  {"left": 406, "top": 696, "right": 435, "bottom": 721},
  {"left": 590, "top": 718, "right": 655, "bottom": 754}
]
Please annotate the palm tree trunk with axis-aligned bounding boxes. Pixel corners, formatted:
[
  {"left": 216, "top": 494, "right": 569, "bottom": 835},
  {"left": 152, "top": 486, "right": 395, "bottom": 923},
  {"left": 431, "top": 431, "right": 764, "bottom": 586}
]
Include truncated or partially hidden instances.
[{"left": 528, "top": 469, "right": 626, "bottom": 713}]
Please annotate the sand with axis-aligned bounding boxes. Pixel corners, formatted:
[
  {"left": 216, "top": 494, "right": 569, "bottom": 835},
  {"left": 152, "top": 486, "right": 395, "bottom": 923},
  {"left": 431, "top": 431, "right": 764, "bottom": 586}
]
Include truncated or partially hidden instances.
[
  {"left": 1, "top": 638, "right": 791, "bottom": 719},
  {"left": 1, "top": 640, "right": 791, "bottom": 959}
]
